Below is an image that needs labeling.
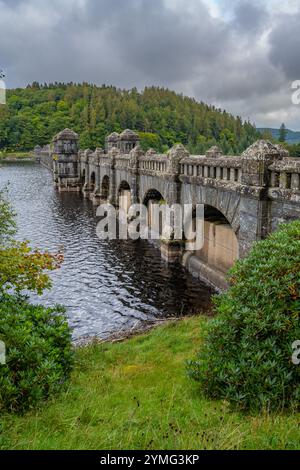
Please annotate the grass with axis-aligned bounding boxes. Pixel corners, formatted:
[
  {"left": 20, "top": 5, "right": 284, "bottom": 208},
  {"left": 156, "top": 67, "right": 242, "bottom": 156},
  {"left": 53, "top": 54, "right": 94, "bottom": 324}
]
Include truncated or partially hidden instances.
[{"left": 0, "top": 316, "right": 299, "bottom": 450}]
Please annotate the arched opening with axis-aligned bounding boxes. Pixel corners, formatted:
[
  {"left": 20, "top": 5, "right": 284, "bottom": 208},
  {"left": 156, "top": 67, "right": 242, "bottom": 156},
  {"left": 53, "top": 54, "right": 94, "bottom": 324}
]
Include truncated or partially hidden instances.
[
  {"left": 90, "top": 172, "right": 96, "bottom": 192},
  {"left": 143, "top": 189, "right": 165, "bottom": 236},
  {"left": 101, "top": 176, "right": 110, "bottom": 200},
  {"left": 81, "top": 168, "right": 86, "bottom": 185},
  {"left": 195, "top": 205, "right": 239, "bottom": 273},
  {"left": 118, "top": 181, "right": 131, "bottom": 214}
]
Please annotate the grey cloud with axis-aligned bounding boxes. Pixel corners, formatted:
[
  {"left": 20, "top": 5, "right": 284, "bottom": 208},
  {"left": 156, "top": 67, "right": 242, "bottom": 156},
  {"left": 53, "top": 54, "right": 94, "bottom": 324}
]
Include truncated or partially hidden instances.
[
  {"left": 0, "top": 0, "right": 299, "bottom": 129},
  {"left": 269, "top": 9, "right": 300, "bottom": 78},
  {"left": 232, "top": 1, "right": 268, "bottom": 33},
  {"left": 104, "top": 0, "right": 230, "bottom": 83}
]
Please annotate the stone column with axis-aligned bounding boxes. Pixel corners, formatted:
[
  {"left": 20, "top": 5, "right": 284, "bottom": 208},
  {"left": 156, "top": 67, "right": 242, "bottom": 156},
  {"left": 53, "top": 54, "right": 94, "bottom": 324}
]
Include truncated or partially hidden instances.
[
  {"left": 160, "top": 144, "right": 189, "bottom": 262},
  {"left": 108, "top": 147, "right": 118, "bottom": 206},
  {"left": 82, "top": 150, "right": 93, "bottom": 198},
  {"left": 239, "top": 140, "right": 284, "bottom": 257},
  {"left": 129, "top": 144, "right": 144, "bottom": 204},
  {"left": 52, "top": 128, "right": 80, "bottom": 192},
  {"left": 91, "top": 149, "right": 103, "bottom": 206}
]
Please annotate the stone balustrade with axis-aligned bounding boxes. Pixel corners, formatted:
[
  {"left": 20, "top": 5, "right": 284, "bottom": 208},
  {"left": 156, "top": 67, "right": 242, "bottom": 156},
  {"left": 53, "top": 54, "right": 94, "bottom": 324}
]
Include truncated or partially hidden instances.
[
  {"left": 269, "top": 158, "right": 300, "bottom": 191},
  {"left": 74, "top": 139, "right": 300, "bottom": 200},
  {"left": 139, "top": 153, "right": 168, "bottom": 174},
  {"left": 179, "top": 155, "right": 242, "bottom": 184}
]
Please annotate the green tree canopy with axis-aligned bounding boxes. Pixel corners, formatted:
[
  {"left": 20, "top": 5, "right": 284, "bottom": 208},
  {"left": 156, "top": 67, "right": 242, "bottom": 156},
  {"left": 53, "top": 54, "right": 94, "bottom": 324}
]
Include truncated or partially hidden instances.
[{"left": 0, "top": 83, "right": 260, "bottom": 155}]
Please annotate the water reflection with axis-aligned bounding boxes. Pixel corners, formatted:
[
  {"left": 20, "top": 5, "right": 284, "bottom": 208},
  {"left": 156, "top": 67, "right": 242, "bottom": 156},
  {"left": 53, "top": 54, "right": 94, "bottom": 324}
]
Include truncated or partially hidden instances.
[{"left": 0, "top": 161, "right": 213, "bottom": 339}]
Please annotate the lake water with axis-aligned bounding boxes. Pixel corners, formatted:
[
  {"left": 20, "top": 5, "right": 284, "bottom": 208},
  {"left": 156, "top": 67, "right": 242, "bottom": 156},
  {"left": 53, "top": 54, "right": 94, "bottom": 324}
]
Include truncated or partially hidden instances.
[{"left": 0, "top": 161, "right": 213, "bottom": 340}]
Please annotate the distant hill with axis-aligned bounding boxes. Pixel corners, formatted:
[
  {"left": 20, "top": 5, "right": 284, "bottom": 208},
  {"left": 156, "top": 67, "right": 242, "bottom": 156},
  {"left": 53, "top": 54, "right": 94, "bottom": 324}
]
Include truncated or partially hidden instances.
[
  {"left": 0, "top": 83, "right": 259, "bottom": 154},
  {"left": 258, "top": 127, "right": 300, "bottom": 145}
]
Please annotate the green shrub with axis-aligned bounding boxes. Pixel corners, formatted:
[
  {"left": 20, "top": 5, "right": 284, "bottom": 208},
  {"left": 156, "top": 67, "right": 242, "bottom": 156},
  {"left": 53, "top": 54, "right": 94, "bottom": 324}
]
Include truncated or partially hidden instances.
[
  {"left": 187, "top": 221, "right": 300, "bottom": 412},
  {"left": 0, "top": 294, "right": 73, "bottom": 413}
]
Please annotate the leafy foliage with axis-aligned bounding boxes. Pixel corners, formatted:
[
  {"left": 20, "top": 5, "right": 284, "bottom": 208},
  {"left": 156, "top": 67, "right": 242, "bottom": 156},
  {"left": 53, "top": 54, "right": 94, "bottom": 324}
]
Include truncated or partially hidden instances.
[
  {"left": 0, "top": 190, "right": 73, "bottom": 413},
  {"left": 187, "top": 221, "right": 300, "bottom": 412},
  {"left": 0, "top": 188, "right": 16, "bottom": 244},
  {"left": 0, "top": 191, "right": 63, "bottom": 294},
  {"left": 0, "top": 294, "right": 73, "bottom": 413},
  {"left": 285, "top": 142, "right": 300, "bottom": 158},
  {"left": 0, "top": 83, "right": 260, "bottom": 154}
]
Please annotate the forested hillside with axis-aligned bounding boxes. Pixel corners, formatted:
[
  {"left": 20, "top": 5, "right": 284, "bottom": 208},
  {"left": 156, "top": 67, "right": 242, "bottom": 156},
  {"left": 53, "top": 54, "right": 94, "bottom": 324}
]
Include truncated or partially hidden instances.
[
  {"left": 258, "top": 127, "right": 300, "bottom": 145},
  {"left": 0, "top": 83, "right": 260, "bottom": 154}
]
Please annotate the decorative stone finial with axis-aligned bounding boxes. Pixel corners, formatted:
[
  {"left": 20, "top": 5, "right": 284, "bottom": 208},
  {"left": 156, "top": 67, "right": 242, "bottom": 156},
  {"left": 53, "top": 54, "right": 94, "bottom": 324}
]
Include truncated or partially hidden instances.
[
  {"left": 242, "top": 140, "right": 283, "bottom": 161},
  {"left": 168, "top": 144, "right": 189, "bottom": 160},
  {"left": 167, "top": 144, "right": 189, "bottom": 175},
  {"left": 206, "top": 145, "right": 222, "bottom": 158},
  {"left": 145, "top": 148, "right": 157, "bottom": 157}
]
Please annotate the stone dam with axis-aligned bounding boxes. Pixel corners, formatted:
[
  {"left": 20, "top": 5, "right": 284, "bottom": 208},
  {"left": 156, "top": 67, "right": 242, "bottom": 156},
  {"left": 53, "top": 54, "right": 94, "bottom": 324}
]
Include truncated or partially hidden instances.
[{"left": 35, "top": 129, "right": 300, "bottom": 290}]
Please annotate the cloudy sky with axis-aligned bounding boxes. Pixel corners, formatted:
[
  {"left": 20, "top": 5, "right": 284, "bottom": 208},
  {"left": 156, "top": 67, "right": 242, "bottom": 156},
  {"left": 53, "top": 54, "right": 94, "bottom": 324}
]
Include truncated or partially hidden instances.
[{"left": 1, "top": 0, "right": 300, "bottom": 129}]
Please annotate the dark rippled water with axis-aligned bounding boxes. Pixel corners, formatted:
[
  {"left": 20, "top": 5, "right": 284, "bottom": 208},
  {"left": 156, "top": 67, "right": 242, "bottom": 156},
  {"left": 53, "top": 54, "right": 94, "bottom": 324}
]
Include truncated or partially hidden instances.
[{"left": 0, "top": 161, "right": 213, "bottom": 339}]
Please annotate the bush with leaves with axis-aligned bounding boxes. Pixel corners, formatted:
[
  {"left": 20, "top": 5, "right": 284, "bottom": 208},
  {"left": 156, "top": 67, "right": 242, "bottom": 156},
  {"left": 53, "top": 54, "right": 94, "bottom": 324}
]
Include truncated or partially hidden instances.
[
  {"left": 0, "top": 189, "right": 63, "bottom": 295},
  {"left": 0, "top": 190, "right": 73, "bottom": 413},
  {"left": 0, "top": 294, "right": 73, "bottom": 413},
  {"left": 187, "top": 221, "right": 300, "bottom": 412}
]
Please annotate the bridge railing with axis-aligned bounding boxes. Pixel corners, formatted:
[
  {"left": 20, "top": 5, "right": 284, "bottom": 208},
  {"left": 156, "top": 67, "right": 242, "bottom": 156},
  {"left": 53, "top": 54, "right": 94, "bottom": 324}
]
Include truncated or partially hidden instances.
[
  {"left": 179, "top": 155, "right": 242, "bottom": 183},
  {"left": 50, "top": 137, "right": 300, "bottom": 196},
  {"left": 268, "top": 158, "right": 300, "bottom": 191},
  {"left": 139, "top": 154, "right": 168, "bottom": 174}
]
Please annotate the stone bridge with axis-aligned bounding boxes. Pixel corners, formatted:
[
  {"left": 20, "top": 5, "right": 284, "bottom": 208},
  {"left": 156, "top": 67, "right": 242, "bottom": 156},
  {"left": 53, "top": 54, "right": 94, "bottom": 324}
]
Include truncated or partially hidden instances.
[{"left": 35, "top": 128, "right": 300, "bottom": 290}]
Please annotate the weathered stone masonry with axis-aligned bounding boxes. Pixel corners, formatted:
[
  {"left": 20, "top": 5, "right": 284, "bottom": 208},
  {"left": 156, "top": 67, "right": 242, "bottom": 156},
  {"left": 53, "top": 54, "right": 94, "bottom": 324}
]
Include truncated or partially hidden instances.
[{"left": 35, "top": 128, "right": 300, "bottom": 290}]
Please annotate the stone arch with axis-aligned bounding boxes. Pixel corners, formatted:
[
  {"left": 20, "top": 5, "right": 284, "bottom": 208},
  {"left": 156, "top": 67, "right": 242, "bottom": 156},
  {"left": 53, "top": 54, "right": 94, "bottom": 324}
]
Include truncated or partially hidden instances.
[
  {"left": 143, "top": 188, "right": 166, "bottom": 236},
  {"left": 181, "top": 186, "right": 241, "bottom": 235},
  {"left": 101, "top": 175, "right": 110, "bottom": 200},
  {"left": 90, "top": 171, "right": 96, "bottom": 192},
  {"left": 139, "top": 176, "right": 169, "bottom": 206},
  {"left": 142, "top": 188, "right": 165, "bottom": 207},
  {"left": 194, "top": 203, "right": 239, "bottom": 273},
  {"left": 118, "top": 180, "right": 131, "bottom": 194},
  {"left": 81, "top": 168, "right": 86, "bottom": 185},
  {"left": 118, "top": 180, "right": 132, "bottom": 213}
]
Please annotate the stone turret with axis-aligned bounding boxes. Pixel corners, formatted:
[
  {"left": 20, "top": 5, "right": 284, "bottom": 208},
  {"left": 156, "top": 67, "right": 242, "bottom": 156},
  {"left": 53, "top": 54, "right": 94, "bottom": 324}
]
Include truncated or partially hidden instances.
[
  {"left": 105, "top": 129, "right": 140, "bottom": 153},
  {"left": 119, "top": 129, "right": 139, "bottom": 153},
  {"left": 242, "top": 140, "right": 284, "bottom": 161},
  {"left": 241, "top": 140, "right": 284, "bottom": 187},
  {"left": 106, "top": 132, "right": 120, "bottom": 152},
  {"left": 52, "top": 128, "right": 80, "bottom": 191}
]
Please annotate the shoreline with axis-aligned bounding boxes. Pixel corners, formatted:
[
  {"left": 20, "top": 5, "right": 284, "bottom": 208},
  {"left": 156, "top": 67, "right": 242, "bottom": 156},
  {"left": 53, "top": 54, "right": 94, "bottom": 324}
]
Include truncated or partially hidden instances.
[
  {"left": 73, "top": 316, "right": 183, "bottom": 348},
  {"left": 0, "top": 153, "right": 34, "bottom": 162},
  {"left": 0, "top": 157, "right": 34, "bottom": 162}
]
